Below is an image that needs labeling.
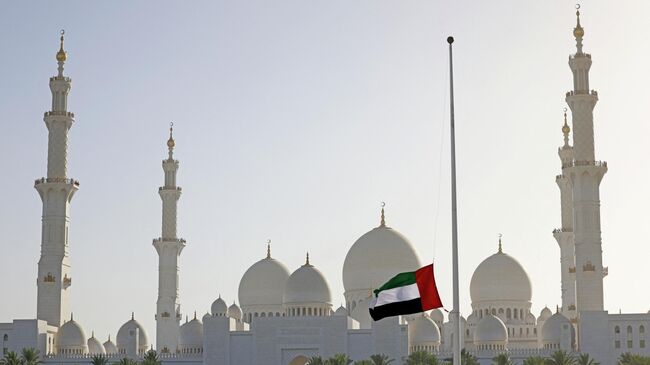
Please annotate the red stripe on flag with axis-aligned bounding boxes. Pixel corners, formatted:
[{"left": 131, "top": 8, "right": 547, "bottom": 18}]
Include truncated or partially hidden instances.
[{"left": 415, "top": 264, "right": 443, "bottom": 311}]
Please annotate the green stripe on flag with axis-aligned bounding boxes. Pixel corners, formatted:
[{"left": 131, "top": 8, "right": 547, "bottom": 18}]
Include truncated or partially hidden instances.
[{"left": 373, "top": 271, "right": 416, "bottom": 296}]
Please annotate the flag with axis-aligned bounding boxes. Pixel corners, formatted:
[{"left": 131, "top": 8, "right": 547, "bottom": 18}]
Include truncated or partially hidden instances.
[{"left": 368, "top": 264, "right": 443, "bottom": 321}]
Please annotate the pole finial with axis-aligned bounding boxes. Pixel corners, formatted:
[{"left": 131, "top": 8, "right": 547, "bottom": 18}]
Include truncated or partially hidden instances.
[
  {"left": 167, "top": 122, "right": 176, "bottom": 153},
  {"left": 447, "top": 36, "right": 454, "bottom": 44},
  {"left": 573, "top": 3, "right": 585, "bottom": 52},
  {"left": 56, "top": 29, "right": 67, "bottom": 63},
  {"left": 266, "top": 239, "right": 271, "bottom": 258},
  {"left": 562, "top": 108, "right": 571, "bottom": 146},
  {"left": 379, "top": 202, "right": 386, "bottom": 227},
  {"left": 498, "top": 233, "right": 503, "bottom": 253}
]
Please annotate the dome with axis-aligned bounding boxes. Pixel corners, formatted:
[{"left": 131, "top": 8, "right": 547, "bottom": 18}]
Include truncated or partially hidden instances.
[
  {"left": 179, "top": 316, "right": 203, "bottom": 348},
  {"left": 58, "top": 318, "right": 87, "bottom": 350},
  {"left": 202, "top": 312, "right": 211, "bottom": 322},
  {"left": 238, "top": 253, "right": 290, "bottom": 309},
  {"left": 470, "top": 247, "right": 531, "bottom": 304},
  {"left": 334, "top": 305, "right": 348, "bottom": 316},
  {"left": 103, "top": 336, "right": 117, "bottom": 354},
  {"left": 228, "top": 302, "right": 242, "bottom": 320},
  {"left": 526, "top": 312, "right": 536, "bottom": 324},
  {"left": 87, "top": 333, "right": 105, "bottom": 354},
  {"left": 429, "top": 309, "right": 444, "bottom": 324},
  {"left": 409, "top": 314, "right": 441, "bottom": 346},
  {"left": 116, "top": 314, "right": 149, "bottom": 351},
  {"left": 474, "top": 314, "right": 508, "bottom": 345},
  {"left": 343, "top": 222, "right": 421, "bottom": 294},
  {"left": 211, "top": 296, "right": 228, "bottom": 316},
  {"left": 539, "top": 307, "right": 553, "bottom": 321},
  {"left": 542, "top": 312, "right": 574, "bottom": 345},
  {"left": 283, "top": 258, "right": 331, "bottom": 305}
]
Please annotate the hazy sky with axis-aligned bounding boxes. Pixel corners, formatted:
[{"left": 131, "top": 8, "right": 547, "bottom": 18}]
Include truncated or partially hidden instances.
[{"left": 2, "top": 1, "right": 649, "bottom": 345}]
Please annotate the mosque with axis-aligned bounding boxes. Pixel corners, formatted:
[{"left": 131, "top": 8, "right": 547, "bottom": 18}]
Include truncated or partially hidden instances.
[{"left": 1, "top": 8, "right": 649, "bottom": 365}]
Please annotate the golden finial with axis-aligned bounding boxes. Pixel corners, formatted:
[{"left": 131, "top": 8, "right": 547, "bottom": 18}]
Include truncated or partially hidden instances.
[
  {"left": 266, "top": 239, "right": 271, "bottom": 259},
  {"left": 562, "top": 108, "right": 571, "bottom": 135},
  {"left": 498, "top": 233, "right": 503, "bottom": 253},
  {"left": 305, "top": 252, "right": 310, "bottom": 266},
  {"left": 379, "top": 202, "right": 386, "bottom": 227},
  {"left": 574, "top": 4, "right": 584, "bottom": 39},
  {"left": 56, "top": 29, "right": 67, "bottom": 63},
  {"left": 167, "top": 122, "right": 176, "bottom": 149}
]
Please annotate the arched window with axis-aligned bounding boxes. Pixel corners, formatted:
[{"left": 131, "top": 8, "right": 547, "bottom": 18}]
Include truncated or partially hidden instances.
[
  {"left": 491, "top": 308, "right": 496, "bottom": 315},
  {"left": 627, "top": 325, "right": 633, "bottom": 349},
  {"left": 499, "top": 308, "right": 504, "bottom": 315},
  {"left": 507, "top": 308, "right": 511, "bottom": 319},
  {"left": 514, "top": 310, "right": 518, "bottom": 319},
  {"left": 640, "top": 326, "right": 646, "bottom": 348},
  {"left": 2, "top": 334, "right": 7, "bottom": 341},
  {"left": 615, "top": 326, "right": 620, "bottom": 334}
]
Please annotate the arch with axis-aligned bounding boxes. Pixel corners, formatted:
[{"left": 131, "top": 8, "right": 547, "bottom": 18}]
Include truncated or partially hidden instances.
[
  {"left": 615, "top": 325, "right": 620, "bottom": 334},
  {"left": 506, "top": 308, "right": 511, "bottom": 319},
  {"left": 288, "top": 355, "right": 310, "bottom": 365},
  {"left": 3, "top": 334, "right": 7, "bottom": 341}
]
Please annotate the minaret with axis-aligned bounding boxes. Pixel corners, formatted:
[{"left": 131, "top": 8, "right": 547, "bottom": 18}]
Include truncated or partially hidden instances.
[
  {"left": 35, "top": 31, "right": 79, "bottom": 327},
  {"left": 563, "top": 6, "right": 607, "bottom": 313},
  {"left": 153, "top": 125, "right": 186, "bottom": 352},
  {"left": 553, "top": 110, "right": 577, "bottom": 322}
]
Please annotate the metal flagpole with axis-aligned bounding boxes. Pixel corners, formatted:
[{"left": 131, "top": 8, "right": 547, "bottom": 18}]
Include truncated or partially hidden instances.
[{"left": 447, "top": 35, "right": 461, "bottom": 365}]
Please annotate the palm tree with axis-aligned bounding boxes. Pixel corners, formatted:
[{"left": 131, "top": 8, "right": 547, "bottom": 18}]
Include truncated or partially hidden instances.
[
  {"left": 307, "top": 356, "right": 325, "bottom": 365},
  {"left": 326, "top": 354, "right": 353, "bottom": 365},
  {"left": 547, "top": 351, "right": 576, "bottom": 365},
  {"left": 369, "top": 354, "right": 394, "bottom": 365},
  {"left": 19, "top": 348, "right": 40, "bottom": 365},
  {"left": 523, "top": 356, "right": 547, "bottom": 365},
  {"left": 117, "top": 358, "right": 136, "bottom": 365},
  {"left": 0, "top": 351, "right": 22, "bottom": 365},
  {"left": 618, "top": 353, "right": 650, "bottom": 365},
  {"left": 142, "top": 350, "right": 160, "bottom": 365},
  {"left": 577, "top": 353, "right": 599, "bottom": 365},
  {"left": 90, "top": 354, "right": 109, "bottom": 365},
  {"left": 492, "top": 353, "right": 512, "bottom": 365},
  {"left": 405, "top": 351, "right": 439, "bottom": 365},
  {"left": 461, "top": 349, "right": 479, "bottom": 365},
  {"left": 353, "top": 361, "right": 373, "bottom": 365}
]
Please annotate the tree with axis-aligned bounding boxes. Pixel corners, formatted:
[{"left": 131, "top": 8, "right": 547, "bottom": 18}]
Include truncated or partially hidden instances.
[
  {"left": 353, "top": 361, "right": 373, "bottom": 365},
  {"left": 461, "top": 349, "right": 479, "bottom": 365},
  {"left": 117, "top": 358, "right": 137, "bottom": 365},
  {"left": 307, "top": 356, "right": 325, "bottom": 365},
  {"left": 90, "top": 354, "right": 109, "bottom": 365},
  {"left": 492, "top": 353, "right": 512, "bottom": 365},
  {"left": 142, "top": 350, "right": 161, "bottom": 365},
  {"left": 326, "top": 354, "right": 353, "bottom": 365},
  {"left": 0, "top": 351, "right": 22, "bottom": 365},
  {"left": 618, "top": 353, "right": 650, "bottom": 365},
  {"left": 523, "top": 356, "right": 547, "bottom": 365},
  {"left": 19, "top": 348, "right": 40, "bottom": 365},
  {"left": 546, "top": 351, "right": 576, "bottom": 365},
  {"left": 405, "top": 351, "right": 440, "bottom": 365},
  {"left": 369, "top": 354, "right": 394, "bottom": 365},
  {"left": 577, "top": 353, "right": 599, "bottom": 365}
]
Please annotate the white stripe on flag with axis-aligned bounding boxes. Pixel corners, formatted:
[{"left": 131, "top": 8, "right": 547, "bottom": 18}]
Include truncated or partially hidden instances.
[{"left": 374, "top": 283, "right": 421, "bottom": 307}]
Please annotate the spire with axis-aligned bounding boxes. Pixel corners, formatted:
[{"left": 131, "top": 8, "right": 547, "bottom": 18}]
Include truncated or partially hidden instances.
[
  {"left": 91, "top": 331, "right": 95, "bottom": 338},
  {"left": 266, "top": 239, "right": 271, "bottom": 258},
  {"left": 193, "top": 311, "right": 197, "bottom": 320},
  {"left": 379, "top": 202, "right": 386, "bottom": 227},
  {"left": 131, "top": 312, "right": 134, "bottom": 320},
  {"left": 56, "top": 30, "right": 67, "bottom": 76},
  {"left": 108, "top": 334, "right": 111, "bottom": 341},
  {"left": 305, "top": 252, "right": 310, "bottom": 266},
  {"left": 573, "top": 4, "right": 584, "bottom": 54},
  {"left": 498, "top": 234, "right": 503, "bottom": 253},
  {"left": 70, "top": 312, "right": 74, "bottom": 321},
  {"left": 185, "top": 315, "right": 188, "bottom": 323},
  {"left": 562, "top": 108, "right": 571, "bottom": 147},
  {"left": 167, "top": 122, "right": 175, "bottom": 159}
]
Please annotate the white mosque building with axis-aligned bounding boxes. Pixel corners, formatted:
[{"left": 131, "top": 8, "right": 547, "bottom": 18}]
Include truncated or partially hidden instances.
[{"left": 1, "top": 9, "right": 650, "bottom": 365}]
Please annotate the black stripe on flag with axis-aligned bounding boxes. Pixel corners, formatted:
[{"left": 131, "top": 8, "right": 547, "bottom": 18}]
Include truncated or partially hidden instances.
[{"left": 368, "top": 298, "right": 423, "bottom": 321}]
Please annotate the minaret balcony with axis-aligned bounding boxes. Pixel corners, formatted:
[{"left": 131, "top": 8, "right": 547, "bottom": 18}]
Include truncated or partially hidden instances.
[
  {"left": 562, "top": 160, "right": 607, "bottom": 169},
  {"left": 565, "top": 90, "right": 598, "bottom": 97},
  {"left": 34, "top": 177, "right": 80, "bottom": 186},
  {"left": 159, "top": 186, "right": 182, "bottom": 192},
  {"left": 44, "top": 111, "right": 74, "bottom": 118},
  {"left": 552, "top": 228, "right": 573, "bottom": 234}
]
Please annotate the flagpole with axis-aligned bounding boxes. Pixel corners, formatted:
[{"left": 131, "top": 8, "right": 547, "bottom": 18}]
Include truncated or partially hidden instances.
[{"left": 447, "top": 35, "right": 461, "bottom": 365}]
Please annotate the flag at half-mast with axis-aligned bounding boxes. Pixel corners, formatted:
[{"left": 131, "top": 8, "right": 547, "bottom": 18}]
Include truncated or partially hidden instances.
[{"left": 368, "top": 264, "right": 443, "bottom": 321}]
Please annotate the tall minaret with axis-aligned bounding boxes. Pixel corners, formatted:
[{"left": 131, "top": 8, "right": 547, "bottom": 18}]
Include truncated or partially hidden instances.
[
  {"left": 553, "top": 110, "right": 577, "bottom": 322},
  {"left": 153, "top": 125, "right": 185, "bottom": 353},
  {"left": 563, "top": 7, "right": 607, "bottom": 314},
  {"left": 35, "top": 31, "right": 78, "bottom": 327}
]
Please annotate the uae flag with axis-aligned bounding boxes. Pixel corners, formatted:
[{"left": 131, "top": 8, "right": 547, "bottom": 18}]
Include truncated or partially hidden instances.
[{"left": 369, "top": 264, "right": 443, "bottom": 321}]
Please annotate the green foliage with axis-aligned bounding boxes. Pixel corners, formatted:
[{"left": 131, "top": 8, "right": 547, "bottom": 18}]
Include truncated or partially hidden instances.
[
  {"left": 19, "top": 348, "right": 40, "bottom": 365},
  {"left": 618, "top": 353, "right": 650, "bottom": 365},
  {"left": 117, "top": 357, "right": 138, "bottom": 365},
  {"left": 547, "top": 351, "right": 576, "bottom": 365},
  {"left": 307, "top": 356, "right": 325, "bottom": 365},
  {"left": 353, "top": 361, "right": 373, "bottom": 365},
  {"left": 369, "top": 354, "right": 394, "bottom": 365},
  {"left": 492, "top": 353, "right": 512, "bottom": 365},
  {"left": 90, "top": 354, "right": 109, "bottom": 365},
  {"left": 325, "top": 354, "right": 353, "bottom": 365},
  {"left": 0, "top": 351, "right": 22, "bottom": 365},
  {"left": 405, "top": 351, "right": 440, "bottom": 365},
  {"left": 522, "top": 355, "right": 547, "bottom": 365},
  {"left": 142, "top": 350, "right": 161, "bottom": 365},
  {"left": 461, "top": 349, "right": 479, "bottom": 365},
  {"left": 577, "top": 353, "right": 599, "bottom": 365}
]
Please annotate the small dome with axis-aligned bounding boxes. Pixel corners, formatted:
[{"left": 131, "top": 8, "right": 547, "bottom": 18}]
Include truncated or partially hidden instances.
[
  {"left": 526, "top": 312, "right": 536, "bottom": 324},
  {"left": 116, "top": 314, "right": 149, "bottom": 351},
  {"left": 283, "top": 259, "right": 331, "bottom": 305},
  {"left": 179, "top": 317, "right": 203, "bottom": 348},
  {"left": 429, "top": 308, "right": 444, "bottom": 324},
  {"left": 334, "top": 305, "right": 348, "bottom": 316},
  {"left": 103, "top": 336, "right": 117, "bottom": 354},
  {"left": 467, "top": 312, "right": 478, "bottom": 326},
  {"left": 211, "top": 296, "right": 228, "bottom": 316},
  {"left": 238, "top": 254, "right": 290, "bottom": 309},
  {"left": 228, "top": 302, "right": 242, "bottom": 320},
  {"left": 542, "top": 312, "right": 574, "bottom": 345},
  {"left": 409, "top": 314, "right": 441, "bottom": 346},
  {"left": 470, "top": 248, "right": 532, "bottom": 305},
  {"left": 87, "top": 333, "right": 105, "bottom": 354},
  {"left": 343, "top": 224, "right": 421, "bottom": 294},
  {"left": 58, "top": 318, "right": 87, "bottom": 350},
  {"left": 202, "top": 312, "right": 211, "bottom": 322},
  {"left": 474, "top": 314, "right": 508, "bottom": 345},
  {"left": 539, "top": 307, "right": 553, "bottom": 321}
]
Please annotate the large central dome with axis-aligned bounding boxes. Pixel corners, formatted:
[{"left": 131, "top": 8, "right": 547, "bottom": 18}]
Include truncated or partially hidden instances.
[
  {"left": 470, "top": 246, "right": 532, "bottom": 305},
  {"left": 343, "top": 214, "right": 421, "bottom": 294},
  {"left": 238, "top": 249, "right": 290, "bottom": 308}
]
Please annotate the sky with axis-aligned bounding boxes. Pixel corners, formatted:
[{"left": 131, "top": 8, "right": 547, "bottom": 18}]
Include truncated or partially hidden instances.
[{"left": 1, "top": 0, "right": 650, "bottom": 345}]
